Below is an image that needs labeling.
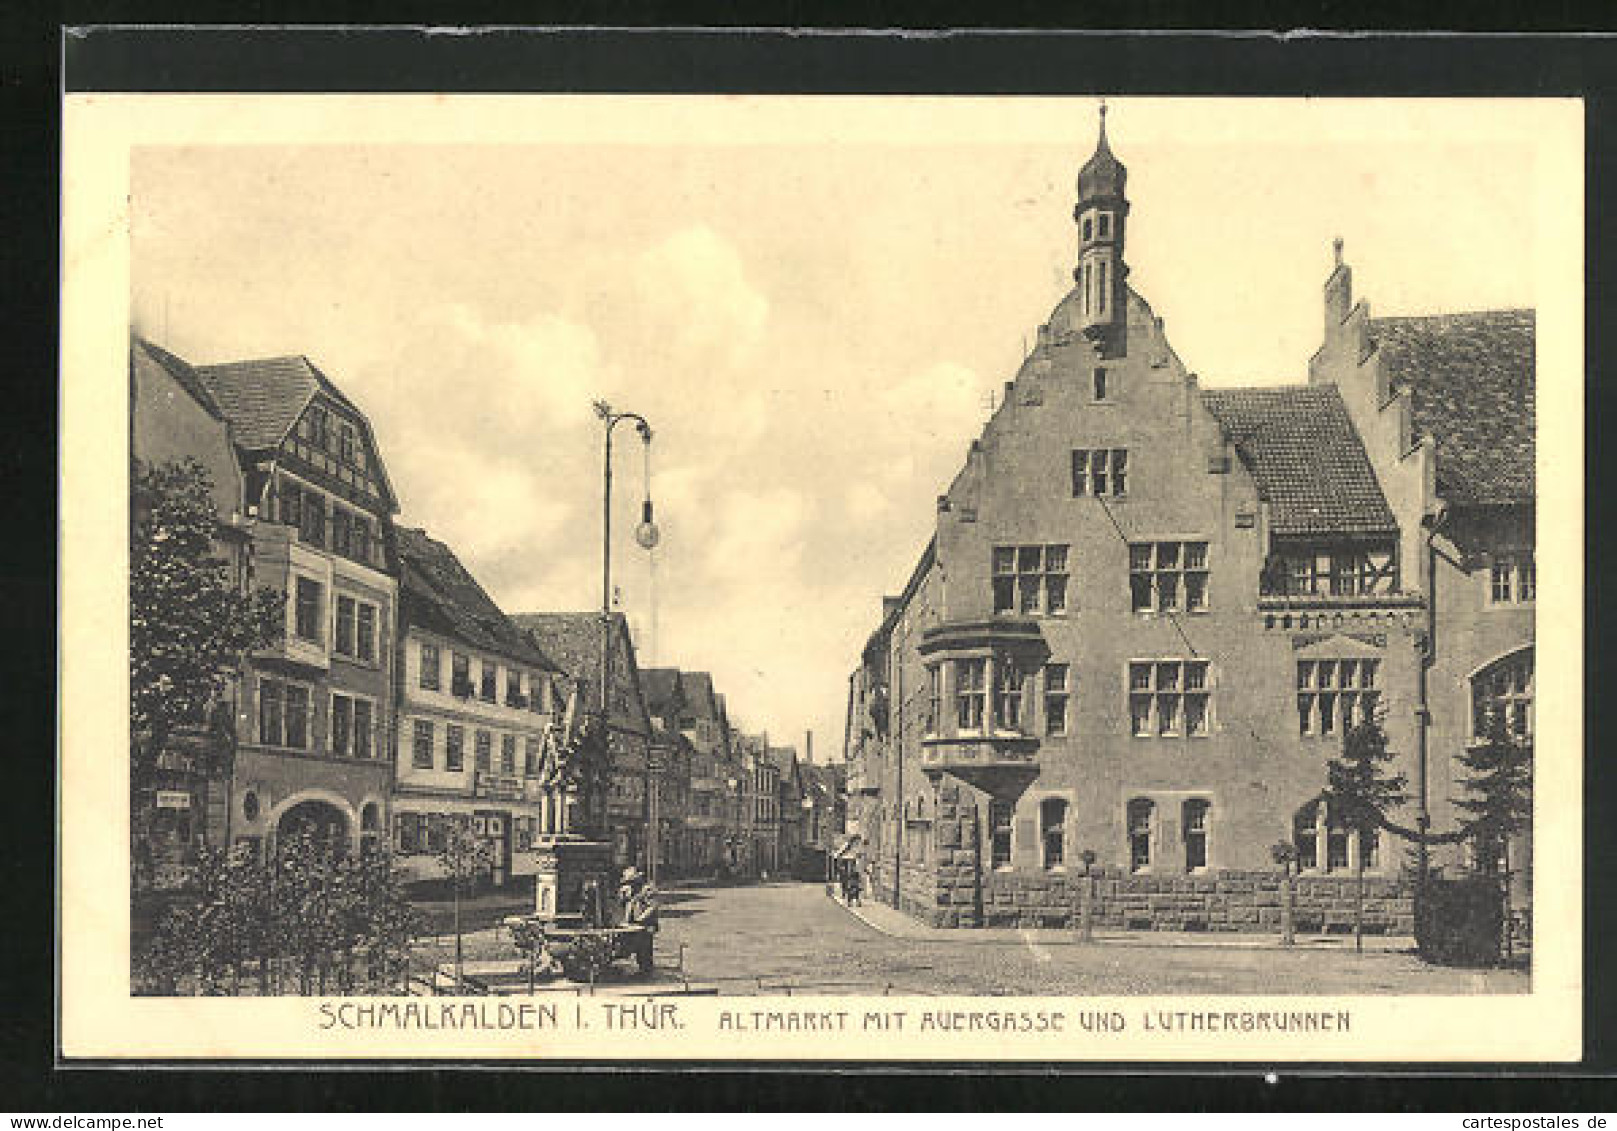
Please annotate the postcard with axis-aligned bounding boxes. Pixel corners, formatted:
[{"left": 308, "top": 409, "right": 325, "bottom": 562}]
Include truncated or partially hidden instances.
[{"left": 60, "top": 89, "right": 1581, "bottom": 1062}]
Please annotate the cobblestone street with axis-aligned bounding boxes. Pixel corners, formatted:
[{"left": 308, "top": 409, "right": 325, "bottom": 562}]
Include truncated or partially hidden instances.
[{"left": 624, "top": 881, "right": 1526, "bottom": 996}]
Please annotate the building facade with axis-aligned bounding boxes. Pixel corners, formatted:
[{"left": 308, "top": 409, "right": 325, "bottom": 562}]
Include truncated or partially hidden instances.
[
  {"left": 130, "top": 339, "right": 254, "bottom": 887},
  {"left": 844, "top": 115, "right": 1533, "bottom": 932},
  {"left": 391, "top": 528, "right": 567, "bottom": 886},
  {"left": 192, "top": 354, "right": 401, "bottom": 859}
]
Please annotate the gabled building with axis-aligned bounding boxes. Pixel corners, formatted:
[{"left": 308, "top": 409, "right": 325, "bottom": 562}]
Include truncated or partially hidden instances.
[
  {"left": 392, "top": 528, "right": 567, "bottom": 886},
  {"left": 669, "top": 670, "right": 730, "bottom": 873},
  {"left": 512, "top": 612, "right": 654, "bottom": 869},
  {"left": 641, "top": 667, "right": 695, "bottom": 879},
  {"left": 844, "top": 112, "right": 1533, "bottom": 932},
  {"left": 191, "top": 353, "right": 401, "bottom": 857}
]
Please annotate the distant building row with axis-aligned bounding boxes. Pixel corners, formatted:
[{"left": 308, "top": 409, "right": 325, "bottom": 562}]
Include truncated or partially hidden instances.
[{"left": 131, "top": 338, "right": 841, "bottom": 890}]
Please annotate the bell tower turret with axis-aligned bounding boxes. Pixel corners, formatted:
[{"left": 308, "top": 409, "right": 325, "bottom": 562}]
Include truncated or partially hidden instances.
[{"left": 1073, "top": 102, "right": 1129, "bottom": 353}]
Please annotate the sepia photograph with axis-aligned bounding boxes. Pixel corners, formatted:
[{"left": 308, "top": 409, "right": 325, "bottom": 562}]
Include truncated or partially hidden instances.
[{"left": 59, "top": 89, "right": 1582, "bottom": 1061}]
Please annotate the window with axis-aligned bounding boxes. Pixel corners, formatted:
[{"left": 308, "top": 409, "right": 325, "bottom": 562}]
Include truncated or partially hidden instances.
[
  {"left": 1044, "top": 663, "right": 1070, "bottom": 737},
  {"left": 332, "top": 694, "right": 351, "bottom": 755},
  {"left": 258, "top": 679, "right": 284, "bottom": 746},
  {"left": 335, "top": 595, "right": 356, "bottom": 655},
  {"left": 1472, "top": 649, "right": 1534, "bottom": 742},
  {"left": 278, "top": 480, "right": 302, "bottom": 529},
  {"left": 992, "top": 656, "right": 1024, "bottom": 731},
  {"left": 1092, "top": 367, "right": 1109, "bottom": 401},
  {"left": 1040, "top": 797, "right": 1067, "bottom": 869},
  {"left": 396, "top": 812, "right": 420, "bottom": 855},
  {"left": 354, "top": 700, "right": 372, "bottom": 758},
  {"left": 1488, "top": 553, "right": 1536, "bottom": 605},
  {"left": 1294, "top": 800, "right": 1374, "bottom": 874},
  {"left": 357, "top": 604, "right": 376, "bottom": 661},
  {"left": 1127, "top": 798, "right": 1154, "bottom": 872},
  {"left": 419, "top": 642, "right": 441, "bottom": 690},
  {"left": 501, "top": 734, "right": 517, "bottom": 775},
  {"left": 330, "top": 694, "right": 372, "bottom": 757},
  {"left": 1129, "top": 659, "right": 1211, "bottom": 737},
  {"left": 507, "top": 671, "right": 525, "bottom": 708},
  {"left": 1269, "top": 544, "right": 1397, "bottom": 597},
  {"left": 991, "top": 543, "right": 1069, "bottom": 615},
  {"left": 452, "top": 652, "right": 472, "bottom": 697},
  {"left": 446, "top": 725, "right": 465, "bottom": 772},
  {"left": 294, "top": 576, "right": 323, "bottom": 642},
  {"left": 1098, "top": 261, "right": 1108, "bottom": 313},
  {"left": 1071, "top": 449, "right": 1128, "bottom": 498},
  {"left": 350, "top": 516, "right": 371, "bottom": 566},
  {"left": 1297, "top": 658, "right": 1381, "bottom": 735},
  {"left": 1082, "top": 216, "right": 1093, "bottom": 241},
  {"left": 480, "top": 661, "right": 498, "bottom": 702},
  {"left": 1130, "top": 540, "right": 1209, "bottom": 613},
  {"left": 306, "top": 406, "right": 329, "bottom": 448},
  {"left": 924, "top": 664, "right": 941, "bottom": 736},
  {"left": 475, "top": 730, "right": 492, "bottom": 772},
  {"left": 412, "top": 720, "right": 434, "bottom": 769},
  {"left": 284, "top": 684, "right": 309, "bottom": 749},
  {"left": 1183, "top": 799, "right": 1210, "bottom": 872},
  {"left": 990, "top": 800, "right": 1013, "bottom": 869},
  {"left": 954, "top": 658, "right": 986, "bottom": 732},
  {"left": 524, "top": 737, "right": 541, "bottom": 777},
  {"left": 339, "top": 423, "right": 358, "bottom": 466},
  {"left": 300, "top": 492, "right": 326, "bottom": 548}
]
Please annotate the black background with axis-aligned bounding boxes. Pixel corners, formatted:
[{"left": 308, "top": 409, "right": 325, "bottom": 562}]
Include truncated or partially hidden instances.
[{"left": 6, "top": 14, "right": 1616, "bottom": 1111}]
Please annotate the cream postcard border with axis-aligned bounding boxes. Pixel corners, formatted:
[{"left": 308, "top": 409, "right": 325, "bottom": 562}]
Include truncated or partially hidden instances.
[{"left": 60, "top": 94, "right": 1583, "bottom": 1062}]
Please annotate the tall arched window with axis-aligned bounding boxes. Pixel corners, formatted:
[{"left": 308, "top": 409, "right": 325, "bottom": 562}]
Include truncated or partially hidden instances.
[
  {"left": 1041, "top": 797, "right": 1068, "bottom": 870},
  {"left": 1472, "top": 647, "right": 1533, "bottom": 743},
  {"left": 1127, "top": 798, "right": 1154, "bottom": 873}
]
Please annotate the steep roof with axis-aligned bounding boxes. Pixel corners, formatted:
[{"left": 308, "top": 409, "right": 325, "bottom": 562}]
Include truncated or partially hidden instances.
[
  {"left": 395, "top": 528, "right": 555, "bottom": 670},
  {"left": 678, "top": 671, "right": 718, "bottom": 721},
  {"left": 1368, "top": 310, "right": 1535, "bottom": 505},
  {"left": 192, "top": 352, "right": 399, "bottom": 509},
  {"left": 640, "top": 668, "right": 682, "bottom": 717},
  {"left": 1201, "top": 384, "right": 1398, "bottom": 537},
  {"left": 134, "top": 338, "right": 228, "bottom": 424},
  {"left": 510, "top": 611, "right": 650, "bottom": 734}
]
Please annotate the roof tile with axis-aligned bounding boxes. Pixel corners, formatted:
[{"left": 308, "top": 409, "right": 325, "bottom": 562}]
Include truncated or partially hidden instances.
[{"left": 1201, "top": 384, "right": 1398, "bottom": 537}]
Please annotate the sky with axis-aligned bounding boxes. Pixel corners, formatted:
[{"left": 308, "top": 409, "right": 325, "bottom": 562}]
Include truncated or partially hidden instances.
[{"left": 127, "top": 97, "right": 1548, "bottom": 761}]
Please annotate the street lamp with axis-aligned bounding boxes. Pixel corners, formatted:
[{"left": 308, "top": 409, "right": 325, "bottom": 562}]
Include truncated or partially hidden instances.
[{"left": 595, "top": 400, "right": 656, "bottom": 859}]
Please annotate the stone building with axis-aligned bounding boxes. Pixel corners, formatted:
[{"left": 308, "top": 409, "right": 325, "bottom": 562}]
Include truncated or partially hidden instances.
[
  {"left": 843, "top": 112, "right": 1533, "bottom": 932},
  {"left": 512, "top": 612, "right": 654, "bottom": 869},
  {"left": 391, "top": 527, "right": 567, "bottom": 887},
  {"left": 190, "top": 352, "right": 401, "bottom": 858}
]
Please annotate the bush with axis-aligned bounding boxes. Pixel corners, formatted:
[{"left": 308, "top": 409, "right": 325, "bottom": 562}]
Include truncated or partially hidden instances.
[{"left": 1415, "top": 872, "right": 1503, "bottom": 967}]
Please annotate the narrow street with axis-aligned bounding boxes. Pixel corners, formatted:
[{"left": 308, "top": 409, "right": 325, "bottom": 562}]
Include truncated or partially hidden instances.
[{"left": 641, "top": 881, "right": 1527, "bottom": 997}]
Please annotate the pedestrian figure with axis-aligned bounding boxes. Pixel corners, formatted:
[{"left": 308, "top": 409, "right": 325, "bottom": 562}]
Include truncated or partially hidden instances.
[{"left": 846, "top": 867, "right": 864, "bottom": 907}]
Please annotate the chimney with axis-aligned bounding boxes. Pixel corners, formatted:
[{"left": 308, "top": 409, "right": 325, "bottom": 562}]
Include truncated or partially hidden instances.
[
  {"left": 1324, "top": 237, "right": 1353, "bottom": 335},
  {"left": 805, "top": 730, "right": 814, "bottom": 765}
]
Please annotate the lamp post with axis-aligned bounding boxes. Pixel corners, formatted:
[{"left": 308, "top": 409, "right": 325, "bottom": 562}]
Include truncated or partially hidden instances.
[{"left": 594, "top": 400, "right": 656, "bottom": 856}]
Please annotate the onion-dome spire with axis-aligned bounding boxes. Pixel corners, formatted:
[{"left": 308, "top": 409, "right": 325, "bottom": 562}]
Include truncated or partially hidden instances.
[{"left": 1077, "top": 101, "right": 1127, "bottom": 203}]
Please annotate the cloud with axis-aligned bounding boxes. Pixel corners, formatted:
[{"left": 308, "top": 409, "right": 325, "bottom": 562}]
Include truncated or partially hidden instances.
[{"left": 631, "top": 225, "right": 769, "bottom": 369}]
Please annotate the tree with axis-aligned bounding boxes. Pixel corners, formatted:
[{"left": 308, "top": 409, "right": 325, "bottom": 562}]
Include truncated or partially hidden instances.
[
  {"left": 1322, "top": 720, "right": 1408, "bottom": 953},
  {"left": 437, "top": 820, "right": 494, "bottom": 990},
  {"left": 130, "top": 458, "right": 283, "bottom": 862},
  {"left": 1454, "top": 712, "right": 1532, "bottom": 960}
]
